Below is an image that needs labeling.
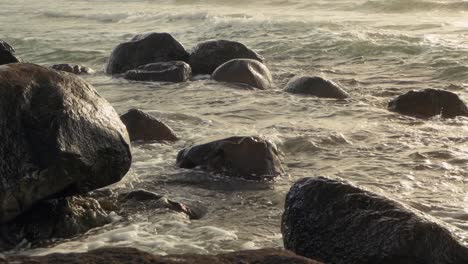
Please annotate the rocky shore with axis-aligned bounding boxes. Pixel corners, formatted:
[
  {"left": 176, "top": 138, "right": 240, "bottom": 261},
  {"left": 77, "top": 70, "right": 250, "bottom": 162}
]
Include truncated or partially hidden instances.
[{"left": 1, "top": 34, "right": 467, "bottom": 263}]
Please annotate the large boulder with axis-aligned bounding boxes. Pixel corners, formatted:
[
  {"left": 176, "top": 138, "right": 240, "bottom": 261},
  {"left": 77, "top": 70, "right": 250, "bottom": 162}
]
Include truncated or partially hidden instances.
[
  {"left": 282, "top": 177, "right": 468, "bottom": 264},
  {"left": 7, "top": 247, "right": 322, "bottom": 264},
  {"left": 106, "top": 32, "right": 189, "bottom": 74},
  {"left": 0, "top": 63, "right": 132, "bottom": 224},
  {"left": 177, "top": 136, "right": 285, "bottom": 180},
  {"left": 51, "top": 64, "right": 95, "bottom": 75},
  {"left": 212, "top": 59, "right": 273, "bottom": 90},
  {"left": 0, "top": 196, "right": 110, "bottom": 251},
  {"left": 124, "top": 61, "right": 191, "bottom": 82},
  {"left": 120, "top": 108, "right": 178, "bottom": 142},
  {"left": 284, "top": 76, "right": 349, "bottom": 99},
  {"left": 189, "top": 40, "right": 264, "bottom": 75},
  {"left": 388, "top": 88, "right": 468, "bottom": 118},
  {"left": 0, "top": 39, "right": 21, "bottom": 65}
]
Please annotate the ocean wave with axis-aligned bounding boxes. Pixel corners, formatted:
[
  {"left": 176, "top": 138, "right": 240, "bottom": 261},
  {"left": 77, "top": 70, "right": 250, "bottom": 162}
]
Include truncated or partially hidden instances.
[
  {"left": 40, "top": 10, "right": 131, "bottom": 23},
  {"left": 358, "top": 0, "right": 468, "bottom": 13}
]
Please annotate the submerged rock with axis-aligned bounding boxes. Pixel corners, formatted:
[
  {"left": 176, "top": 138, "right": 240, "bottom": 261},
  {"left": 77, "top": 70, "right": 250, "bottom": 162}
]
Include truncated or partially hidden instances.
[
  {"left": 0, "top": 39, "right": 21, "bottom": 65},
  {"left": 282, "top": 177, "right": 468, "bottom": 264},
  {"left": 0, "top": 63, "right": 132, "bottom": 224},
  {"left": 120, "top": 108, "right": 178, "bottom": 142},
  {"left": 0, "top": 196, "right": 110, "bottom": 251},
  {"left": 284, "top": 76, "right": 349, "bottom": 99},
  {"left": 51, "top": 64, "right": 95, "bottom": 75},
  {"left": 189, "top": 40, "right": 264, "bottom": 75},
  {"left": 177, "top": 136, "right": 285, "bottom": 180},
  {"left": 388, "top": 88, "right": 468, "bottom": 118},
  {"left": 7, "top": 247, "right": 322, "bottom": 264},
  {"left": 124, "top": 61, "right": 191, "bottom": 82},
  {"left": 212, "top": 59, "right": 273, "bottom": 90},
  {"left": 106, "top": 32, "right": 189, "bottom": 74}
]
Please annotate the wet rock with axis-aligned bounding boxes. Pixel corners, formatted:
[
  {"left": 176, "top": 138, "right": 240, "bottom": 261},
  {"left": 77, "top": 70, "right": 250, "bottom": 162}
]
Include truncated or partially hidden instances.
[
  {"left": 189, "top": 40, "right": 264, "bottom": 75},
  {"left": 0, "top": 63, "right": 132, "bottom": 224},
  {"left": 122, "top": 189, "right": 163, "bottom": 201},
  {"left": 0, "top": 39, "right": 21, "bottom": 65},
  {"left": 388, "top": 88, "right": 468, "bottom": 118},
  {"left": 284, "top": 76, "right": 349, "bottom": 99},
  {"left": 106, "top": 32, "right": 189, "bottom": 74},
  {"left": 212, "top": 59, "right": 273, "bottom": 90},
  {"left": 0, "top": 196, "right": 110, "bottom": 251},
  {"left": 282, "top": 177, "right": 468, "bottom": 264},
  {"left": 51, "top": 64, "right": 95, "bottom": 75},
  {"left": 124, "top": 61, "right": 191, "bottom": 82},
  {"left": 177, "top": 136, "right": 285, "bottom": 180},
  {"left": 8, "top": 247, "right": 322, "bottom": 264},
  {"left": 120, "top": 108, "right": 178, "bottom": 142}
]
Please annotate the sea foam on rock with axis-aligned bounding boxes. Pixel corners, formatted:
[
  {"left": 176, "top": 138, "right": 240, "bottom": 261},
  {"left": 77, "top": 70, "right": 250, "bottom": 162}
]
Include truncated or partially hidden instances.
[
  {"left": 120, "top": 108, "right": 178, "bottom": 142},
  {"left": 0, "top": 39, "right": 21, "bottom": 65},
  {"left": 177, "top": 136, "right": 285, "bottom": 180},
  {"left": 189, "top": 40, "right": 264, "bottom": 75},
  {"left": 124, "top": 61, "right": 191, "bottom": 83},
  {"left": 51, "top": 63, "right": 95, "bottom": 75},
  {"left": 282, "top": 177, "right": 468, "bottom": 264},
  {"left": 212, "top": 59, "right": 273, "bottom": 90},
  {"left": 7, "top": 247, "right": 323, "bottom": 264},
  {"left": 106, "top": 32, "right": 189, "bottom": 74},
  {"left": 388, "top": 88, "right": 468, "bottom": 118},
  {"left": 0, "top": 63, "right": 132, "bottom": 224},
  {"left": 0, "top": 196, "right": 110, "bottom": 251},
  {"left": 284, "top": 76, "right": 349, "bottom": 99}
]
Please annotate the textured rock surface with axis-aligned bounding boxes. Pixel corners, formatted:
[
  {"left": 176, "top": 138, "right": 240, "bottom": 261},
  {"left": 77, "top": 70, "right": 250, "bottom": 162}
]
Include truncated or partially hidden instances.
[
  {"left": 106, "top": 32, "right": 189, "bottom": 74},
  {"left": 0, "top": 39, "right": 21, "bottom": 65},
  {"left": 189, "top": 40, "right": 264, "bottom": 75},
  {"left": 120, "top": 108, "right": 178, "bottom": 142},
  {"left": 7, "top": 247, "right": 322, "bottom": 264},
  {"left": 284, "top": 76, "right": 349, "bottom": 99},
  {"left": 212, "top": 59, "right": 273, "bottom": 89},
  {"left": 0, "top": 63, "right": 132, "bottom": 224},
  {"left": 388, "top": 88, "right": 468, "bottom": 118},
  {"left": 177, "top": 136, "right": 285, "bottom": 180},
  {"left": 282, "top": 177, "right": 468, "bottom": 264},
  {"left": 0, "top": 196, "right": 110, "bottom": 251},
  {"left": 124, "top": 61, "right": 191, "bottom": 82},
  {"left": 51, "top": 64, "right": 95, "bottom": 75}
]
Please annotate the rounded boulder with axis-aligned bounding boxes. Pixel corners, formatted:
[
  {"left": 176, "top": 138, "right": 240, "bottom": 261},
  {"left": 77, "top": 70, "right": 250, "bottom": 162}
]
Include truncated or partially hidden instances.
[
  {"left": 284, "top": 76, "right": 349, "bottom": 99},
  {"left": 212, "top": 59, "right": 273, "bottom": 90}
]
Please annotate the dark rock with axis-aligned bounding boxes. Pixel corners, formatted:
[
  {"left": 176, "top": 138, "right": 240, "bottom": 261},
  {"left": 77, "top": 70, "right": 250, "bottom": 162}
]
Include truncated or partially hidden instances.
[
  {"left": 388, "top": 88, "right": 468, "bottom": 118},
  {"left": 282, "top": 177, "right": 468, "bottom": 264},
  {"left": 122, "top": 189, "right": 163, "bottom": 201},
  {"left": 0, "top": 63, "right": 132, "bottom": 224},
  {"left": 0, "top": 196, "right": 110, "bottom": 251},
  {"left": 284, "top": 76, "right": 349, "bottom": 99},
  {"left": 124, "top": 61, "right": 191, "bottom": 82},
  {"left": 120, "top": 108, "right": 178, "bottom": 142},
  {"left": 106, "top": 32, "right": 189, "bottom": 74},
  {"left": 8, "top": 247, "right": 322, "bottom": 264},
  {"left": 0, "top": 39, "right": 21, "bottom": 65},
  {"left": 177, "top": 136, "right": 285, "bottom": 180},
  {"left": 212, "top": 59, "right": 273, "bottom": 90},
  {"left": 189, "top": 40, "right": 264, "bottom": 75},
  {"left": 51, "top": 64, "right": 95, "bottom": 75}
]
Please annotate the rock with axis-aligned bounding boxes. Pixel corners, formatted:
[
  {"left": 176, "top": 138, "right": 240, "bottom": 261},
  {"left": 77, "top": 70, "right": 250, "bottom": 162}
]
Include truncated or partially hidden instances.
[
  {"left": 120, "top": 108, "right": 178, "bottom": 142},
  {"left": 106, "top": 32, "right": 189, "bottom": 74},
  {"left": 177, "top": 136, "right": 285, "bottom": 180},
  {"left": 282, "top": 177, "right": 468, "bottom": 264},
  {"left": 51, "top": 64, "right": 95, "bottom": 75},
  {"left": 212, "top": 59, "right": 273, "bottom": 90},
  {"left": 284, "top": 76, "right": 349, "bottom": 99},
  {"left": 0, "top": 63, "right": 132, "bottom": 224},
  {"left": 124, "top": 61, "right": 191, "bottom": 82},
  {"left": 0, "top": 196, "right": 110, "bottom": 251},
  {"left": 388, "top": 88, "right": 468, "bottom": 118},
  {"left": 122, "top": 189, "right": 163, "bottom": 201},
  {"left": 0, "top": 39, "right": 21, "bottom": 65},
  {"left": 7, "top": 247, "right": 323, "bottom": 264},
  {"left": 189, "top": 40, "right": 264, "bottom": 75}
]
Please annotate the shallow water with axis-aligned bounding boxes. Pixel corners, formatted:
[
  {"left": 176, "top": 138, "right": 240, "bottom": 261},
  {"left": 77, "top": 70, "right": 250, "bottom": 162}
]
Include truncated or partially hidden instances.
[{"left": 1, "top": 0, "right": 467, "bottom": 256}]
